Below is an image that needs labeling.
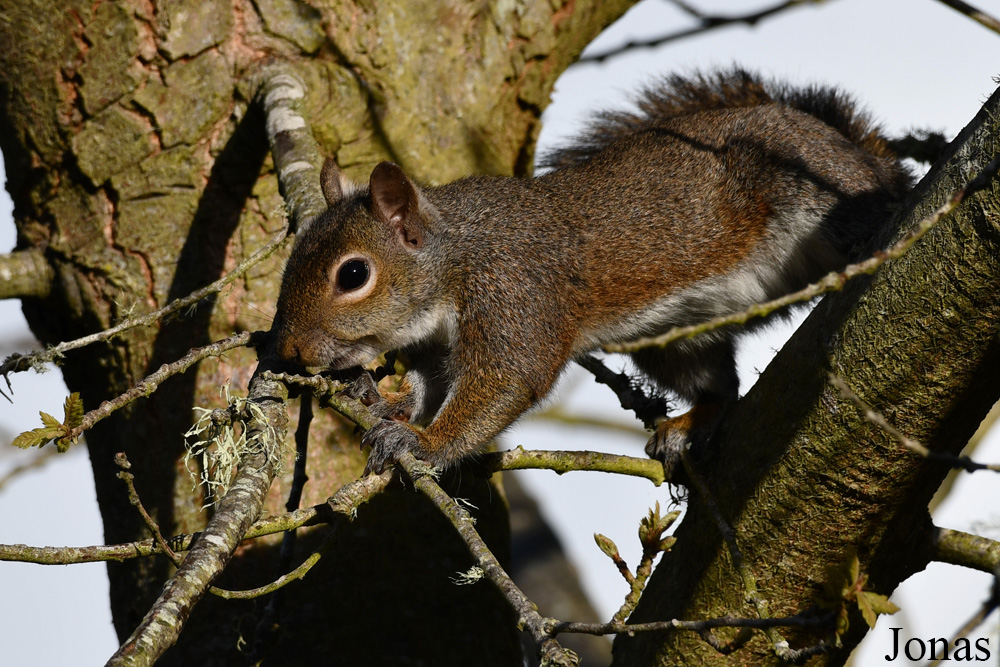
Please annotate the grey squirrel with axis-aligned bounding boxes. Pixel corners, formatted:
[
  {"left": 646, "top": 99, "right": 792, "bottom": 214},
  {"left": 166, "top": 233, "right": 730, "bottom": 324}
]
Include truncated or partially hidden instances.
[{"left": 271, "top": 69, "right": 911, "bottom": 476}]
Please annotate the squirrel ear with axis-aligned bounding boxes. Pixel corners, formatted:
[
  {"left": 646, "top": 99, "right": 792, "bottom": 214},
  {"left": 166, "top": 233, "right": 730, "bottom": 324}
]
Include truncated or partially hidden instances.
[
  {"left": 320, "top": 157, "right": 346, "bottom": 206},
  {"left": 370, "top": 161, "right": 423, "bottom": 249}
]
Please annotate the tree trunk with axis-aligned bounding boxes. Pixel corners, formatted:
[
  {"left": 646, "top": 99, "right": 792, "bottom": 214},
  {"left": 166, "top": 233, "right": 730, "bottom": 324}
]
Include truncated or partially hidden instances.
[{"left": 0, "top": 1, "right": 633, "bottom": 663}]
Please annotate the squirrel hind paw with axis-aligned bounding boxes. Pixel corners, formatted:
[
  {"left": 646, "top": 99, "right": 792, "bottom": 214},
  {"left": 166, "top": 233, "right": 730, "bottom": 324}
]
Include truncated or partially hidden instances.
[{"left": 645, "top": 403, "right": 726, "bottom": 481}]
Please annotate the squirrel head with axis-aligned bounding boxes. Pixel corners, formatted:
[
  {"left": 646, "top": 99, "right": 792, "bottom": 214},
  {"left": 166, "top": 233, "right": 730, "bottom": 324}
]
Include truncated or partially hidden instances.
[{"left": 272, "top": 159, "right": 443, "bottom": 369}]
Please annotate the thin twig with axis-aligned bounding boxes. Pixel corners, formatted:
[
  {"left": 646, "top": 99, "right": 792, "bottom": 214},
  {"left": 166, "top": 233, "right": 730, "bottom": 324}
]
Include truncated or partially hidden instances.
[
  {"left": 114, "top": 451, "right": 303, "bottom": 601},
  {"left": 829, "top": 373, "right": 1000, "bottom": 473},
  {"left": 0, "top": 225, "right": 288, "bottom": 379},
  {"left": 396, "top": 452, "right": 578, "bottom": 666},
  {"left": 936, "top": 0, "right": 1000, "bottom": 36},
  {"left": 115, "top": 453, "right": 182, "bottom": 567},
  {"left": 553, "top": 611, "right": 832, "bottom": 637},
  {"left": 483, "top": 446, "right": 665, "bottom": 485},
  {"left": 249, "top": 391, "right": 314, "bottom": 660},
  {"left": 576, "top": 0, "right": 827, "bottom": 64},
  {"left": 605, "top": 153, "right": 1000, "bottom": 355},
  {"left": 0, "top": 447, "right": 656, "bottom": 566},
  {"left": 61, "top": 331, "right": 258, "bottom": 446}
]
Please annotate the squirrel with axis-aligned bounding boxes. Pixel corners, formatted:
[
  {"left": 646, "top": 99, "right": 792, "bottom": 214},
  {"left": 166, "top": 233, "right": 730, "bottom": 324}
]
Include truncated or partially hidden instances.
[{"left": 270, "top": 68, "right": 912, "bottom": 477}]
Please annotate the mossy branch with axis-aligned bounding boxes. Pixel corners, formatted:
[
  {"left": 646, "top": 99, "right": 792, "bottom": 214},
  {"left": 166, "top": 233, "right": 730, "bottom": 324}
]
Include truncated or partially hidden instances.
[
  {"left": 253, "top": 64, "right": 327, "bottom": 232},
  {"left": 105, "top": 369, "right": 289, "bottom": 667},
  {"left": 0, "top": 249, "right": 53, "bottom": 300},
  {"left": 934, "top": 527, "right": 1000, "bottom": 573}
]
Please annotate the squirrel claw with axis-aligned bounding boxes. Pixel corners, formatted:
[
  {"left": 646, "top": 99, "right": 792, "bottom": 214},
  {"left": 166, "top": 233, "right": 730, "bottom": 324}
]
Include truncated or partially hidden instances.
[
  {"left": 645, "top": 403, "right": 727, "bottom": 483},
  {"left": 362, "top": 420, "right": 424, "bottom": 475},
  {"left": 645, "top": 418, "right": 691, "bottom": 481}
]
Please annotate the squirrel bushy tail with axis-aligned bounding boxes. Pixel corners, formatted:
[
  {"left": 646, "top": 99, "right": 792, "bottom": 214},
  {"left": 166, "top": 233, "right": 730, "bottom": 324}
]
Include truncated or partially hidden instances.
[{"left": 540, "top": 67, "right": 900, "bottom": 170}]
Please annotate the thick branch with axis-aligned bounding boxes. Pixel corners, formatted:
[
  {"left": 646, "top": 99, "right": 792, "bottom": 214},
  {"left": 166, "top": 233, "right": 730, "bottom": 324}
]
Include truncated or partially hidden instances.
[
  {"left": 106, "top": 370, "right": 289, "bottom": 667},
  {"left": 934, "top": 527, "right": 1000, "bottom": 573},
  {"left": 253, "top": 65, "right": 327, "bottom": 232},
  {"left": 0, "top": 249, "right": 53, "bottom": 299}
]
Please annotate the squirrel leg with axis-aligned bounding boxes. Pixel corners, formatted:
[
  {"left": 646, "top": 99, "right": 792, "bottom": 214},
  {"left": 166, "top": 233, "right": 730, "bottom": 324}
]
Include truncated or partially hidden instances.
[{"left": 630, "top": 337, "right": 739, "bottom": 477}]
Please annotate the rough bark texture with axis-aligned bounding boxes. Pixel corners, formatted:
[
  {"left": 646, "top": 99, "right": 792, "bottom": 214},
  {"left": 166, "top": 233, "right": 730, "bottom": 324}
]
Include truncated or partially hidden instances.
[
  {"left": 612, "top": 83, "right": 1000, "bottom": 665},
  {"left": 0, "top": 0, "right": 633, "bottom": 664}
]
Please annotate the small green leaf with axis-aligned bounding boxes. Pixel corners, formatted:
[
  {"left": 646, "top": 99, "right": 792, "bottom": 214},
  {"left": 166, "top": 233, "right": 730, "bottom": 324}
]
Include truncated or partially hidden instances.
[
  {"left": 55, "top": 435, "right": 78, "bottom": 453},
  {"left": 847, "top": 550, "right": 861, "bottom": 589},
  {"left": 856, "top": 591, "right": 900, "bottom": 628},
  {"left": 39, "top": 411, "right": 61, "bottom": 429},
  {"left": 11, "top": 426, "right": 63, "bottom": 449},
  {"left": 63, "top": 392, "right": 84, "bottom": 429}
]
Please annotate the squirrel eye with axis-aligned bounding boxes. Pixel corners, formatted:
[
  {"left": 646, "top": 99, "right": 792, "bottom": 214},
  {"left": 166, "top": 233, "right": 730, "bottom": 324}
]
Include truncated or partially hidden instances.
[{"left": 336, "top": 259, "right": 370, "bottom": 292}]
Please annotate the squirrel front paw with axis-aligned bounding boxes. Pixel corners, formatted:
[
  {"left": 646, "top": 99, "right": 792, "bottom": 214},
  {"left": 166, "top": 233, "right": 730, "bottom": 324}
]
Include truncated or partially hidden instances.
[
  {"left": 361, "top": 420, "right": 428, "bottom": 475},
  {"left": 347, "top": 373, "right": 414, "bottom": 422}
]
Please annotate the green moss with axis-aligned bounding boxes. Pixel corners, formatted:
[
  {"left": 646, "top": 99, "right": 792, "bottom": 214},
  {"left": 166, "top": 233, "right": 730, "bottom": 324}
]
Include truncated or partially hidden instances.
[
  {"left": 78, "top": 2, "right": 143, "bottom": 114},
  {"left": 253, "top": 0, "right": 326, "bottom": 54},
  {"left": 133, "top": 50, "right": 233, "bottom": 148},
  {"left": 117, "top": 191, "right": 201, "bottom": 303},
  {"left": 45, "top": 186, "right": 106, "bottom": 255},
  {"left": 159, "top": 0, "right": 233, "bottom": 59},
  {"left": 72, "top": 105, "right": 156, "bottom": 185},
  {"left": 111, "top": 145, "right": 202, "bottom": 200},
  {"left": 276, "top": 62, "right": 368, "bottom": 163}
]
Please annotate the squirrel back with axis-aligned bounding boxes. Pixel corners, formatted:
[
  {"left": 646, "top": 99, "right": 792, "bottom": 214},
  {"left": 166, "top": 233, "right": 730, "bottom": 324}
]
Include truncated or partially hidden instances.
[
  {"left": 272, "top": 68, "right": 912, "bottom": 476},
  {"left": 541, "top": 67, "right": 902, "bottom": 170}
]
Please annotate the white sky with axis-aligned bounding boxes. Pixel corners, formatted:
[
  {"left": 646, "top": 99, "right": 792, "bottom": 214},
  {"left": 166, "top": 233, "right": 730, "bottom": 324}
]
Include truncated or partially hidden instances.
[{"left": 2, "top": 0, "right": 999, "bottom": 664}]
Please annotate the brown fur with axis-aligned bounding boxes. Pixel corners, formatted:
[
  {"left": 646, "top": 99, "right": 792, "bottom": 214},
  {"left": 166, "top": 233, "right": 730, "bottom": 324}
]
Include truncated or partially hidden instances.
[{"left": 272, "top": 69, "right": 912, "bottom": 475}]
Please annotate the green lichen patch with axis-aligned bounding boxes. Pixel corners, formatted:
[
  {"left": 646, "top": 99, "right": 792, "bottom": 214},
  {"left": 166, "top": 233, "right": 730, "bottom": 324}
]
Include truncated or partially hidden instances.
[
  {"left": 133, "top": 50, "right": 233, "bottom": 148},
  {"left": 117, "top": 191, "right": 201, "bottom": 303},
  {"left": 253, "top": 0, "right": 326, "bottom": 54},
  {"left": 78, "top": 2, "right": 144, "bottom": 114},
  {"left": 72, "top": 106, "right": 156, "bottom": 186},
  {"left": 159, "top": 0, "right": 234, "bottom": 59},
  {"left": 111, "top": 145, "right": 202, "bottom": 200},
  {"left": 300, "top": 62, "right": 369, "bottom": 153},
  {"left": 45, "top": 185, "right": 108, "bottom": 255}
]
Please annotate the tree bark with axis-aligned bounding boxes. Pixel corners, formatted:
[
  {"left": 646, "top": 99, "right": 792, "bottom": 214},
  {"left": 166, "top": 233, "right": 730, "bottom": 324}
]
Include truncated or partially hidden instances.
[
  {"left": 0, "top": 1, "right": 634, "bottom": 664},
  {"left": 613, "top": 81, "right": 1000, "bottom": 665}
]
